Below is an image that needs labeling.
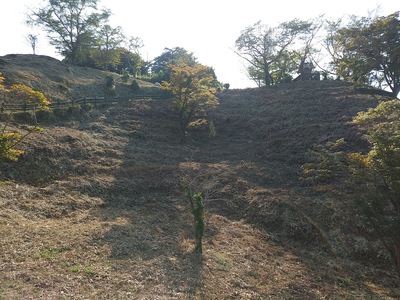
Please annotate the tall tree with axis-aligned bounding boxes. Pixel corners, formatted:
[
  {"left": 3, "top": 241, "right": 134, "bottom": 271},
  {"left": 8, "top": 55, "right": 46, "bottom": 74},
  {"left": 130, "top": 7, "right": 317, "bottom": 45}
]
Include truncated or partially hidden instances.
[
  {"left": 326, "top": 11, "right": 400, "bottom": 97},
  {"left": 27, "top": 0, "right": 110, "bottom": 64},
  {"left": 235, "top": 19, "right": 313, "bottom": 87},
  {"left": 117, "top": 49, "right": 144, "bottom": 77},
  {"left": 269, "top": 50, "right": 299, "bottom": 83},
  {"left": 87, "top": 25, "right": 125, "bottom": 70},
  {"left": 151, "top": 47, "right": 198, "bottom": 83},
  {"left": 119, "top": 37, "right": 144, "bottom": 76}
]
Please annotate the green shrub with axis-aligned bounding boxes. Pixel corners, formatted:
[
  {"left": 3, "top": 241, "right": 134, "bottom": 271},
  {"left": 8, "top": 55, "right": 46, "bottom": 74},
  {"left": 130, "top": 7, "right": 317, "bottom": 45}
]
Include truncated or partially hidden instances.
[
  {"left": 0, "top": 120, "right": 42, "bottom": 162},
  {"left": 67, "top": 105, "right": 83, "bottom": 115},
  {"left": 0, "top": 130, "right": 24, "bottom": 161},
  {"left": 302, "top": 100, "right": 400, "bottom": 279},
  {"left": 130, "top": 79, "right": 140, "bottom": 92},
  {"left": 105, "top": 75, "right": 116, "bottom": 95},
  {"left": 186, "top": 189, "right": 205, "bottom": 254},
  {"left": 121, "top": 70, "right": 130, "bottom": 83}
]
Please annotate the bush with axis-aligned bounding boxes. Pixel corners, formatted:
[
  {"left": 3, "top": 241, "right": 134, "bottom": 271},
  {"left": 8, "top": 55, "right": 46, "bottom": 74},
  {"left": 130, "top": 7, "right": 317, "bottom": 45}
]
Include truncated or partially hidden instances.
[
  {"left": 0, "top": 130, "right": 24, "bottom": 161},
  {"left": 9, "top": 84, "right": 51, "bottom": 110},
  {"left": 105, "top": 75, "right": 116, "bottom": 95},
  {"left": 121, "top": 70, "right": 130, "bottom": 83},
  {"left": 68, "top": 105, "right": 83, "bottom": 115},
  {"left": 130, "top": 79, "right": 140, "bottom": 92},
  {"left": 302, "top": 100, "right": 400, "bottom": 278},
  {"left": 0, "top": 119, "right": 43, "bottom": 162},
  {"left": 35, "top": 109, "right": 55, "bottom": 123},
  {"left": 1, "top": 72, "right": 51, "bottom": 111},
  {"left": 161, "top": 63, "right": 219, "bottom": 143},
  {"left": 186, "top": 191, "right": 205, "bottom": 254}
]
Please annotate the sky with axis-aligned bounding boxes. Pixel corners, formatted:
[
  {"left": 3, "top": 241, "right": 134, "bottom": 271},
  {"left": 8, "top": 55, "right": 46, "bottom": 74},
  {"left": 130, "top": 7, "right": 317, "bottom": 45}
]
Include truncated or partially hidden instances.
[{"left": 0, "top": 0, "right": 398, "bottom": 88}]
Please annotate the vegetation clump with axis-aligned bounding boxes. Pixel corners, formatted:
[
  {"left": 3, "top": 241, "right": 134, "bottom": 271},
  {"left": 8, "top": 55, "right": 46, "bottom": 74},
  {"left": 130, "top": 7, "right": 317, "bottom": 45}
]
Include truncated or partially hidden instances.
[
  {"left": 161, "top": 63, "right": 219, "bottom": 142},
  {"left": 1, "top": 73, "right": 51, "bottom": 110},
  {"left": 188, "top": 192, "right": 205, "bottom": 254},
  {"left": 121, "top": 69, "right": 130, "bottom": 83},
  {"left": 302, "top": 100, "right": 400, "bottom": 278},
  {"left": 104, "top": 75, "right": 116, "bottom": 95},
  {"left": 130, "top": 79, "right": 140, "bottom": 92},
  {"left": 0, "top": 73, "right": 46, "bottom": 163}
]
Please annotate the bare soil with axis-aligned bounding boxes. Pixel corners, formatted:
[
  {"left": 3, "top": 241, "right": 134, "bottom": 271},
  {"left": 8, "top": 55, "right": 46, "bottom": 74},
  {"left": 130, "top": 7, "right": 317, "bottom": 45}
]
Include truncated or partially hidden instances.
[{"left": 0, "top": 55, "right": 399, "bottom": 299}]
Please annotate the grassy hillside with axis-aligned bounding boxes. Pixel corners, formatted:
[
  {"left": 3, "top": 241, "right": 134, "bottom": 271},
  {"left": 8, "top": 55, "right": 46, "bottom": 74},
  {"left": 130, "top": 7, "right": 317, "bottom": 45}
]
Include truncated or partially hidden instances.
[
  {"left": 0, "top": 54, "right": 157, "bottom": 102},
  {"left": 0, "top": 55, "right": 399, "bottom": 299}
]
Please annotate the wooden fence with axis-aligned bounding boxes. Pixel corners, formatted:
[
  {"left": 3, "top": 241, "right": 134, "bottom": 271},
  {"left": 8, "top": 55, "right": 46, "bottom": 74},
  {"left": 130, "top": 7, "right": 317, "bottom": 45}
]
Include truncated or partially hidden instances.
[{"left": 0, "top": 94, "right": 173, "bottom": 112}]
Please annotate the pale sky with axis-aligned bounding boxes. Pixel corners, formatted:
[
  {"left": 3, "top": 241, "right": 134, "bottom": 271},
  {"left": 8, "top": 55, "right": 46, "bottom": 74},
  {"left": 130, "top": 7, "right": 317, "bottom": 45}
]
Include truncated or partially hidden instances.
[{"left": 0, "top": 0, "right": 398, "bottom": 88}]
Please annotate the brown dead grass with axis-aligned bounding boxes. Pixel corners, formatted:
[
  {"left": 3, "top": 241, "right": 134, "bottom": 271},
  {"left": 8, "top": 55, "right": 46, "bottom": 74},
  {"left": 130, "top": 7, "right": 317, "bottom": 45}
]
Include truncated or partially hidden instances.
[
  {"left": 0, "top": 54, "right": 157, "bottom": 102},
  {"left": 0, "top": 56, "right": 399, "bottom": 299}
]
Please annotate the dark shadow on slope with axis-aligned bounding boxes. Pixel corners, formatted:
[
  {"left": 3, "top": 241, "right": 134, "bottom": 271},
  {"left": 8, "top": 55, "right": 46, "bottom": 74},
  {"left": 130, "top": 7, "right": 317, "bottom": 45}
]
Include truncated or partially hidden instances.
[
  {"left": 95, "top": 201, "right": 205, "bottom": 297},
  {"left": 181, "top": 81, "right": 400, "bottom": 295},
  {"left": 83, "top": 98, "right": 216, "bottom": 297},
  {"left": 82, "top": 82, "right": 398, "bottom": 297}
]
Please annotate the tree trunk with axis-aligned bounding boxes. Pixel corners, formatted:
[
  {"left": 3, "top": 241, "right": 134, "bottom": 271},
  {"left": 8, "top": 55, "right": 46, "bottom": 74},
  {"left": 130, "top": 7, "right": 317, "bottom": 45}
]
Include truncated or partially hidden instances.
[
  {"left": 264, "top": 62, "right": 271, "bottom": 87},
  {"left": 179, "top": 111, "right": 186, "bottom": 143}
]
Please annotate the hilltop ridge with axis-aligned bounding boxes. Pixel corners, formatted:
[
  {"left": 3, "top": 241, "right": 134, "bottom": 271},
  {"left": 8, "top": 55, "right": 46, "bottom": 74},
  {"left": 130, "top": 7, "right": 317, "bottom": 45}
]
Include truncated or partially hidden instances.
[{"left": 0, "top": 54, "right": 157, "bottom": 102}]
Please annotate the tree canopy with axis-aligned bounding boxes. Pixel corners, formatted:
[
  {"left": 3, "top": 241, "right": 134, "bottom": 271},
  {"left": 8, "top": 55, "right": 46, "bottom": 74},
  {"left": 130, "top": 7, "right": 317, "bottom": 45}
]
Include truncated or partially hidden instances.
[
  {"left": 25, "top": 2, "right": 398, "bottom": 97},
  {"left": 26, "top": 0, "right": 147, "bottom": 77},
  {"left": 326, "top": 11, "right": 400, "bottom": 97},
  {"left": 234, "top": 19, "right": 315, "bottom": 86},
  {"left": 27, "top": 0, "right": 111, "bottom": 64},
  {"left": 150, "top": 47, "right": 198, "bottom": 83},
  {"left": 161, "top": 63, "right": 219, "bottom": 142},
  {"left": 235, "top": 11, "right": 398, "bottom": 95}
]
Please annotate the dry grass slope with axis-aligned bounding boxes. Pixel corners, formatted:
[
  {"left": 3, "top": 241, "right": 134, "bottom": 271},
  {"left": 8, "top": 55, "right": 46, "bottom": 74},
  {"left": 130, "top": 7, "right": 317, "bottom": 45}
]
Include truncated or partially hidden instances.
[
  {"left": 0, "top": 55, "right": 399, "bottom": 299},
  {"left": 0, "top": 54, "right": 157, "bottom": 103}
]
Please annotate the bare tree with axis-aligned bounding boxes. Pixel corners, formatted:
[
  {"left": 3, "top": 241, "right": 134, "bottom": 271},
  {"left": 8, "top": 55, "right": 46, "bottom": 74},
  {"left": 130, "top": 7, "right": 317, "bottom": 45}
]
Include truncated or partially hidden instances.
[{"left": 26, "top": 34, "right": 38, "bottom": 55}]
